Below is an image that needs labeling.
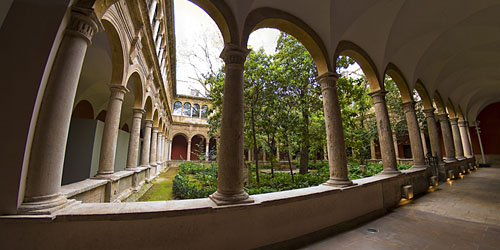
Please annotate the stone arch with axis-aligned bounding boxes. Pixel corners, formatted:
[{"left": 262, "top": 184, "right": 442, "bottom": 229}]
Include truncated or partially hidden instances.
[
  {"left": 144, "top": 96, "right": 154, "bottom": 120},
  {"left": 183, "top": 102, "right": 192, "bottom": 117},
  {"left": 384, "top": 63, "right": 413, "bottom": 103},
  {"left": 173, "top": 101, "right": 182, "bottom": 115},
  {"left": 446, "top": 99, "right": 457, "bottom": 118},
  {"left": 242, "top": 7, "right": 330, "bottom": 75},
  {"left": 335, "top": 41, "right": 382, "bottom": 92},
  {"left": 125, "top": 70, "right": 145, "bottom": 108},
  {"left": 190, "top": 134, "right": 206, "bottom": 160},
  {"left": 96, "top": 110, "right": 107, "bottom": 122},
  {"left": 188, "top": 0, "right": 239, "bottom": 44},
  {"left": 456, "top": 106, "right": 465, "bottom": 121},
  {"left": 433, "top": 91, "right": 446, "bottom": 114},
  {"left": 152, "top": 109, "right": 159, "bottom": 127},
  {"left": 171, "top": 133, "right": 189, "bottom": 160},
  {"left": 414, "top": 80, "right": 433, "bottom": 110},
  {"left": 72, "top": 100, "right": 94, "bottom": 119},
  {"left": 100, "top": 18, "right": 126, "bottom": 86}
]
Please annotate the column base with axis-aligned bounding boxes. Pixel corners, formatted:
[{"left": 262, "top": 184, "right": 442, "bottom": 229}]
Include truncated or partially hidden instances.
[
  {"left": 443, "top": 157, "right": 457, "bottom": 163},
  {"left": 380, "top": 169, "right": 401, "bottom": 175},
  {"left": 456, "top": 156, "right": 466, "bottom": 161},
  {"left": 323, "top": 178, "right": 357, "bottom": 187},
  {"left": 209, "top": 190, "right": 254, "bottom": 206},
  {"left": 92, "top": 173, "right": 119, "bottom": 181},
  {"left": 18, "top": 194, "right": 78, "bottom": 215},
  {"left": 410, "top": 164, "right": 429, "bottom": 169}
]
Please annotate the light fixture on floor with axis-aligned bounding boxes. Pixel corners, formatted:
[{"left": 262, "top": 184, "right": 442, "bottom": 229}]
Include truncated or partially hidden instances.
[
  {"left": 447, "top": 170, "right": 455, "bottom": 179},
  {"left": 402, "top": 185, "right": 414, "bottom": 200},
  {"left": 429, "top": 176, "right": 438, "bottom": 187}
]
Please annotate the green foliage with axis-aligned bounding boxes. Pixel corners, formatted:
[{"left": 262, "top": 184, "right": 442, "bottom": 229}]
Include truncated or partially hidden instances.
[{"left": 172, "top": 162, "right": 217, "bottom": 199}]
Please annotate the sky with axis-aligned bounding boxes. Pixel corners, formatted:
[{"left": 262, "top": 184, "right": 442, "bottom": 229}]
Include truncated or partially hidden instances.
[{"left": 174, "top": 0, "right": 280, "bottom": 96}]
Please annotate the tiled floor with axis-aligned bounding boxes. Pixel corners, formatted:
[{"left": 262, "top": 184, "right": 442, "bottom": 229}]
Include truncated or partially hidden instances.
[{"left": 301, "top": 168, "right": 500, "bottom": 250}]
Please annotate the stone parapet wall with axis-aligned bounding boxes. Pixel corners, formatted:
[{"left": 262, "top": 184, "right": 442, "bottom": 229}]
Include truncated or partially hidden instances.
[{"left": 1, "top": 167, "right": 434, "bottom": 249}]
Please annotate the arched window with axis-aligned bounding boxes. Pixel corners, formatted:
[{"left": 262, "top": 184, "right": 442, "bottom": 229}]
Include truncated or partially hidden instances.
[
  {"left": 192, "top": 104, "right": 200, "bottom": 117},
  {"left": 201, "top": 105, "right": 208, "bottom": 118},
  {"left": 183, "top": 102, "right": 191, "bottom": 116},
  {"left": 173, "top": 101, "right": 182, "bottom": 115}
]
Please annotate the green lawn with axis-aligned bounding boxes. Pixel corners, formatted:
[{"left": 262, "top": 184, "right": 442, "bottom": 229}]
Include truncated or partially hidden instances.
[{"left": 138, "top": 167, "right": 178, "bottom": 201}]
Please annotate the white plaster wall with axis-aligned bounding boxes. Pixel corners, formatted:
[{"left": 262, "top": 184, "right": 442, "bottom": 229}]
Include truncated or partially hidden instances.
[{"left": 114, "top": 130, "right": 130, "bottom": 172}]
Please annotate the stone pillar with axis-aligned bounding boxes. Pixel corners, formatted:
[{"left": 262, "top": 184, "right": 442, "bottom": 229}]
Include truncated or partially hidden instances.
[
  {"left": 437, "top": 113, "right": 456, "bottom": 162},
  {"left": 368, "top": 90, "right": 399, "bottom": 174},
  {"left": 459, "top": 121, "right": 473, "bottom": 158},
  {"left": 164, "top": 136, "right": 168, "bottom": 162},
  {"left": 318, "top": 72, "right": 354, "bottom": 186},
  {"left": 323, "top": 145, "right": 328, "bottom": 160},
  {"left": 276, "top": 140, "right": 280, "bottom": 161},
  {"left": 168, "top": 139, "right": 172, "bottom": 160},
  {"left": 450, "top": 118, "right": 465, "bottom": 160},
  {"left": 206, "top": 140, "right": 210, "bottom": 160},
  {"left": 392, "top": 131, "right": 399, "bottom": 159},
  {"left": 152, "top": 17, "right": 161, "bottom": 41},
  {"left": 421, "top": 130, "right": 429, "bottom": 156},
  {"left": 155, "top": 35, "right": 163, "bottom": 54},
  {"left": 141, "top": 120, "right": 153, "bottom": 166},
  {"left": 370, "top": 138, "right": 376, "bottom": 160},
  {"left": 263, "top": 149, "right": 267, "bottom": 162},
  {"left": 150, "top": 127, "right": 158, "bottom": 166},
  {"left": 126, "top": 108, "right": 144, "bottom": 169},
  {"left": 96, "top": 85, "right": 128, "bottom": 177},
  {"left": 423, "top": 109, "right": 443, "bottom": 162},
  {"left": 402, "top": 101, "right": 426, "bottom": 168},
  {"left": 156, "top": 132, "right": 162, "bottom": 164},
  {"left": 19, "top": 8, "right": 100, "bottom": 214},
  {"left": 209, "top": 44, "right": 252, "bottom": 205},
  {"left": 187, "top": 139, "right": 192, "bottom": 161},
  {"left": 148, "top": 0, "right": 158, "bottom": 23}
]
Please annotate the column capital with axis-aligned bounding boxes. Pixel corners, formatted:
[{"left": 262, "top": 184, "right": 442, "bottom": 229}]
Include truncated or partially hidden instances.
[
  {"left": 220, "top": 44, "right": 250, "bottom": 66},
  {"left": 401, "top": 100, "right": 416, "bottom": 113},
  {"left": 132, "top": 108, "right": 146, "bottom": 114},
  {"left": 316, "top": 71, "right": 340, "bottom": 92},
  {"left": 423, "top": 108, "right": 436, "bottom": 118},
  {"left": 458, "top": 120, "right": 467, "bottom": 127},
  {"left": 66, "top": 7, "right": 102, "bottom": 45},
  {"left": 449, "top": 117, "right": 459, "bottom": 125},
  {"left": 144, "top": 119, "right": 153, "bottom": 127},
  {"left": 368, "top": 89, "right": 388, "bottom": 104},
  {"left": 152, "top": 126, "right": 159, "bottom": 132},
  {"left": 109, "top": 84, "right": 129, "bottom": 94},
  {"left": 436, "top": 113, "right": 449, "bottom": 122}
]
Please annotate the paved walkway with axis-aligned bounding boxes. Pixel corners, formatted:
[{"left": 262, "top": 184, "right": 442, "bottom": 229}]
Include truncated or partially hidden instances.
[{"left": 301, "top": 168, "right": 500, "bottom": 250}]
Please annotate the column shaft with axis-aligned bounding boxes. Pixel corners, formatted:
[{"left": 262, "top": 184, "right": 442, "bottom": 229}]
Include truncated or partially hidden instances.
[
  {"left": 421, "top": 130, "right": 428, "bottom": 156},
  {"left": 141, "top": 120, "right": 153, "bottom": 166},
  {"left": 205, "top": 140, "right": 210, "bottom": 160},
  {"left": 148, "top": 0, "right": 158, "bottom": 23},
  {"left": 423, "top": 109, "right": 443, "bottom": 162},
  {"left": 402, "top": 101, "right": 426, "bottom": 167},
  {"left": 97, "top": 85, "right": 128, "bottom": 176},
  {"left": 318, "top": 72, "right": 353, "bottom": 186},
  {"left": 187, "top": 139, "right": 192, "bottom": 161},
  {"left": 20, "top": 8, "right": 100, "bottom": 214},
  {"left": 459, "top": 121, "right": 472, "bottom": 158},
  {"left": 437, "top": 113, "right": 456, "bottom": 162},
  {"left": 369, "top": 90, "right": 399, "bottom": 174},
  {"left": 209, "top": 44, "right": 252, "bottom": 205},
  {"left": 393, "top": 132, "right": 399, "bottom": 159},
  {"left": 450, "top": 118, "right": 465, "bottom": 160},
  {"left": 156, "top": 133, "right": 162, "bottom": 164},
  {"left": 168, "top": 139, "right": 172, "bottom": 160},
  {"left": 126, "top": 108, "right": 144, "bottom": 169},
  {"left": 150, "top": 127, "right": 158, "bottom": 165}
]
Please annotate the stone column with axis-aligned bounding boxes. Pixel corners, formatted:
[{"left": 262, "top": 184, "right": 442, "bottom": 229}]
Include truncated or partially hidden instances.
[
  {"left": 450, "top": 118, "right": 465, "bottom": 160},
  {"left": 437, "top": 113, "right": 456, "bottom": 162},
  {"left": 209, "top": 44, "right": 252, "bottom": 205},
  {"left": 150, "top": 127, "right": 158, "bottom": 165},
  {"left": 459, "top": 121, "right": 473, "bottom": 158},
  {"left": 148, "top": 0, "right": 158, "bottom": 23},
  {"left": 205, "top": 140, "right": 210, "bottom": 160},
  {"left": 370, "top": 139, "right": 376, "bottom": 160},
  {"left": 318, "top": 72, "right": 353, "bottom": 186},
  {"left": 156, "top": 132, "right": 162, "bottom": 164},
  {"left": 402, "top": 101, "right": 426, "bottom": 168},
  {"left": 141, "top": 120, "right": 153, "bottom": 166},
  {"left": 276, "top": 140, "right": 280, "bottom": 161},
  {"left": 168, "top": 139, "right": 172, "bottom": 160},
  {"left": 323, "top": 145, "right": 328, "bottom": 160},
  {"left": 152, "top": 17, "right": 161, "bottom": 41},
  {"left": 19, "top": 8, "right": 100, "bottom": 214},
  {"left": 263, "top": 149, "right": 267, "bottom": 162},
  {"left": 126, "top": 108, "right": 145, "bottom": 169},
  {"left": 423, "top": 109, "right": 443, "bottom": 162},
  {"left": 164, "top": 136, "right": 168, "bottom": 162},
  {"left": 96, "top": 85, "right": 129, "bottom": 177},
  {"left": 368, "top": 90, "right": 399, "bottom": 174},
  {"left": 421, "top": 130, "right": 429, "bottom": 156},
  {"left": 187, "top": 139, "right": 192, "bottom": 161}
]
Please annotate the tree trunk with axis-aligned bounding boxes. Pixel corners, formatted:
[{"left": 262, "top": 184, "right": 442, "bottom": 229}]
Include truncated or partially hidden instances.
[{"left": 299, "top": 111, "right": 309, "bottom": 174}]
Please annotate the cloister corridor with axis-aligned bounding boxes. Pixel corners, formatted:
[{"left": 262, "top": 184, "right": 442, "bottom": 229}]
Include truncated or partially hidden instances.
[{"left": 301, "top": 168, "right": 500, "bottom": 250}]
